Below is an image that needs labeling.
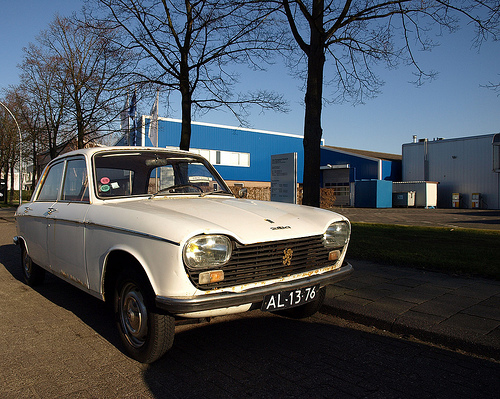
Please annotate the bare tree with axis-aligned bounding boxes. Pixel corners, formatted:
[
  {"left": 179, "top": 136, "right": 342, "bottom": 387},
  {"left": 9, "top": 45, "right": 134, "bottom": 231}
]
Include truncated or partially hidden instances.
[
  {"left": 19, "top": 15, "right": 136, "bottom": 158},
  {"left": 5, "top": 86, "right": 45, "bottom": 185},
  {"left": 87, "top": 0, "right": 288, "bottom": 150},
  {"left": 484, "top": 80, "right": 500, "bottom": 94},
  {"left": 278, "top": 0, "right": 499, "bottom": 207},
  {"left": 0, "top": 98, "right": 21, "bottom": 203},
  {"left": 38, "top": 15, "right": 136, "bottom": 149},
  {"left": 19, "top": 40, "right": 70, "bottom": 159}
]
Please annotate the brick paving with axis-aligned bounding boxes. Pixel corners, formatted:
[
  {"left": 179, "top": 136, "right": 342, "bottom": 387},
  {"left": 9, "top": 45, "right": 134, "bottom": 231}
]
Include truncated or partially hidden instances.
[
  {"left": 323, "top": 260, "right": 500, "bottom": 361},
  {"left": 332, "top": 207, "right": 500, "bottom": 230},
  {"left": 324, "top": 207, "right": 500, "bottom": 360},
  {"left": 1, "top": 207, "right": 499, "bottom": 398}
]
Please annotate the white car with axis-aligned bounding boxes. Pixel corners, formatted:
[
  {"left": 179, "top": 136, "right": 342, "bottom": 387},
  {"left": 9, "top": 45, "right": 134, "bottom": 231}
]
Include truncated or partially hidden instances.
[{"left": 14, "top": 147, "right": 352, "bottom": 363}]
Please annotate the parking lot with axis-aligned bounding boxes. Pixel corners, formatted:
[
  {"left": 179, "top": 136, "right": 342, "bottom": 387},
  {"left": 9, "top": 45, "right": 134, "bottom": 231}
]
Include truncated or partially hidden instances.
[
  {"left": 1, "top": 207, "right": 499, "bottom": 398},
  {"left": 331, "top": 207, "right": 500, "bottom": 230}
]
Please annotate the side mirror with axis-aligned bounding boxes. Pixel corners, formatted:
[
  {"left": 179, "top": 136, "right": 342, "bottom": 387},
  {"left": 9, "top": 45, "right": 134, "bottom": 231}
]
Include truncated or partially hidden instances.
[{"left": 238, "top": 188, "right": 248, "bottom": 198}]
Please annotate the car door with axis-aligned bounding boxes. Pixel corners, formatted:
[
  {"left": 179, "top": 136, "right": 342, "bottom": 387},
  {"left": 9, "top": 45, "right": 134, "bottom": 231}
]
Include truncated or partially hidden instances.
[
  {"left": 46, "top": 157, "right": 90, "bottom": 288},
  {"left": 19, "top": 160, "right": 65, "bottom": 269}
]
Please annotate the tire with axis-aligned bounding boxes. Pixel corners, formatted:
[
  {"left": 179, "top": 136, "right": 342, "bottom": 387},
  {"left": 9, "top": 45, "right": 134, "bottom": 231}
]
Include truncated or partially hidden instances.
[
  {"left": 21, "top": 243, "right": 45, "bottom": 286},
  {"left": 274, "top": 287, "right": 326, "bottom": 319},
  {"left": 114, "top": 267, "right": 175, "bottom": 363}
]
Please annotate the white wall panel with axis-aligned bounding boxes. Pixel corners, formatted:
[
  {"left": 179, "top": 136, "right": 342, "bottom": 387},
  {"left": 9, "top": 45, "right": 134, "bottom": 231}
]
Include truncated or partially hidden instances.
[{"left": 402, "top": 134, "right": 500, "bottom": 209}]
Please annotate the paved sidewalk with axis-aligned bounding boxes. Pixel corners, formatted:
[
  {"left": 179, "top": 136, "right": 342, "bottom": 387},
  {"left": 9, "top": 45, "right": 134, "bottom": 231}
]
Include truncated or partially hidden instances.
[
  {"left": 0, "top": 206, "right": 16, "bottom": 223},
  {"left": 321, "top": 207, "right": 500, "bottom": 360},
  {"left": 322, "top": 260, "right": 500, "bottom": 360},
  {"left": 332, "top": 207, "right": 500, "bottom": 230}
]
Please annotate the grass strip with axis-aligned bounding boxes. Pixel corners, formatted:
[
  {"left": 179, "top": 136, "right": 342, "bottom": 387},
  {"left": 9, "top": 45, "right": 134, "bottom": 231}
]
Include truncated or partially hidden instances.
[{"left": 348, "top": 223, "right": 500, "bottom": 280}]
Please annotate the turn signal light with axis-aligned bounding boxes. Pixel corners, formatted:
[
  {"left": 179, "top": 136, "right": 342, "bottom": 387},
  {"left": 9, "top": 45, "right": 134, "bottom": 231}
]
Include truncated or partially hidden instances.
[
  {"left": 199, "top": 270, "right": 224, "bottom": 285},
  {"left": 329, "top": 250, "right": 341, "bottom": 262}
]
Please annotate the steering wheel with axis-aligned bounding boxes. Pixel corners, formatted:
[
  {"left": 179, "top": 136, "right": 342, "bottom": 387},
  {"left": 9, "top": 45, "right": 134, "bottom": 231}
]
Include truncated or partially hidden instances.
[{"left": 153, "top": 183, "right": 203, "bottom": 196}]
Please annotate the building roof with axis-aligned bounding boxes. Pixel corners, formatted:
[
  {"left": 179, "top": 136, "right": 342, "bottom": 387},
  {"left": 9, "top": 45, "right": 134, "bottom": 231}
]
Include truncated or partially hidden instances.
[{"left": 322, "top": 145, "right": 402, "bottom": 162}]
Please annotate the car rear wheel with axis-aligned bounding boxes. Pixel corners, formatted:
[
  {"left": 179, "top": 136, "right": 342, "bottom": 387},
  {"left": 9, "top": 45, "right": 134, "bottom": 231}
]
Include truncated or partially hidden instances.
[
  {"left": 273, "top": 287, "right": 326, "bottom": 319},
  {"left": 20, "top": 243, "right": 45, "bottom": 286},
  {"left": 114, "top": 268, "right": 174, "bottom": 363}
]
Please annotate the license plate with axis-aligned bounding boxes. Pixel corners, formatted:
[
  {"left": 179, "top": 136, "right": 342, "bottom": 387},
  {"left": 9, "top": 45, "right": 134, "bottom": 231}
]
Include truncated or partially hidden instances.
[{"left": 261, "top": 284, "right": 320, "bottom": 312}]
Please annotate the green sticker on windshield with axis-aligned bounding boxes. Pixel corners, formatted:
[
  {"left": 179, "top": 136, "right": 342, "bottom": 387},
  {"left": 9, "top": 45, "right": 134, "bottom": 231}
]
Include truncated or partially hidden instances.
[{"left": 100, "top": 184, "right": 110, "bottom": 192}]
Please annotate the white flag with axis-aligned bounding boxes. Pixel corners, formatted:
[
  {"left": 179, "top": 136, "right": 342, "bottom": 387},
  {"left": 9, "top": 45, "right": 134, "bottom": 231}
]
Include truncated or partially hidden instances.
[{"left": 149, "top": 90, "right": 159, "bottom": 147}]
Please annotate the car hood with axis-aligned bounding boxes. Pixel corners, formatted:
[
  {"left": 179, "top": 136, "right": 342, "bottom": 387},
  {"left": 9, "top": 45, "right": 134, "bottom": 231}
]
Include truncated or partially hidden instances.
[{"left": 87, "top": 196, "right": 348, "bottom": 245}]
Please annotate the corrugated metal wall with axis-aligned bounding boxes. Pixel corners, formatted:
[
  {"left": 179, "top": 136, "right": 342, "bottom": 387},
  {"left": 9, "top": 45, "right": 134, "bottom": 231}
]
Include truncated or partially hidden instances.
[
  {"left": 320, "top": 148, "right": 379, "bottom": 181},
  {"left": 136, "top": 117, "right": 403, "bottom": 192},
  {"left": 403, "top": 135, "right": 500, "bottom": 209},
  {"left": 142, "top": 118, "right": 305, "bottom": 183}
]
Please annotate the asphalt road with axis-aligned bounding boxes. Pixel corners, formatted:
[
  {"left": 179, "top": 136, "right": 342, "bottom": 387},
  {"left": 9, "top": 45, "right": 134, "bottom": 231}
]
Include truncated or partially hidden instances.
[
  {"left": 0, "top": 210, "right": 499, "bottom": 398},
  {"left": 331, "top": 207, "right": 500, "bottom": 230}
]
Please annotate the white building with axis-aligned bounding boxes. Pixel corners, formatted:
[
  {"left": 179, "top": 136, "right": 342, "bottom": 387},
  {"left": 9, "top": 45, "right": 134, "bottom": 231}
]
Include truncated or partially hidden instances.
[
  {"left": 1, "top": 164, "right": 33, "bottom": 192},
  {"left": 403, "top": 133, "right": 500, "bottom": 209}
]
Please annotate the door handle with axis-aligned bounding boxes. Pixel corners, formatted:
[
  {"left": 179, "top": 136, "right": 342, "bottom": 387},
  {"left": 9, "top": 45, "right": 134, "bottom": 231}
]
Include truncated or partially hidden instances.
[{"left": 47, "top": 207, "right": 57, "bottom": 215}]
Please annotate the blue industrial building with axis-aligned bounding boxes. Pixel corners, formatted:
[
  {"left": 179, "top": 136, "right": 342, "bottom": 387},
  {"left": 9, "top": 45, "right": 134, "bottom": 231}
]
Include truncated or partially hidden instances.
[
  {"left": 321, "top": 146, "right": 402, "bottom": 182},
  {"left": 117, "top": 116, "right": 402, "bottom": 205},
  {"left": 117, "top": 117, "right": 307, "bottom": 185},
  {"left": 320, "top": 146, "right": 401, "bottom": 206}
]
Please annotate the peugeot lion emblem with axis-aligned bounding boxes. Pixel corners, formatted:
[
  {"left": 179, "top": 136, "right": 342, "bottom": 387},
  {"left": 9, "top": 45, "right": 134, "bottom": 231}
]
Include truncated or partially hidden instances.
[{"left": 283, "top": 248, "right": 293, "bottom": 266}]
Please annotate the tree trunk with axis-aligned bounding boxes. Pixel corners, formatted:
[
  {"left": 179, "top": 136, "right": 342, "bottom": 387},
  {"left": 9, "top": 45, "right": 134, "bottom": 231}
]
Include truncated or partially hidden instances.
[
  {"left": 32, "top": 139, "right": 38, "bottom": 187},
  {"left": 179, "top": 86, "right": 192, "bottom": 151},
  {"left": 302, "top": 0, "right": 325, "bottom": 208},
  {"left": 76, "top": 101, "right": 85, "bottom": 149},
  {"left": 48, "top": 126, "right": 57, "bottom": 160},
  {"left": 179, "top": 56, "right": 192, "bottom": 151}
]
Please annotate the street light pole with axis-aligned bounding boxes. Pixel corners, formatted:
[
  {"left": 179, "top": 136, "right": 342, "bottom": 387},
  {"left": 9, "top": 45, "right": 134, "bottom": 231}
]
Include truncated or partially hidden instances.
[{"left": 0, "top": 101, "right": 23, "bottom": 205}]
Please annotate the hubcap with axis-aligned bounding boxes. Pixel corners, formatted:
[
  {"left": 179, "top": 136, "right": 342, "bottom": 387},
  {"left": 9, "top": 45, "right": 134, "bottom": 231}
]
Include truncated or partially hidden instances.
[
  {"left": 119, "top": 282, "right": 148, "bottom": 348},
  {"left": 23, "top": 251, "right": 32, "bottom": 278}
]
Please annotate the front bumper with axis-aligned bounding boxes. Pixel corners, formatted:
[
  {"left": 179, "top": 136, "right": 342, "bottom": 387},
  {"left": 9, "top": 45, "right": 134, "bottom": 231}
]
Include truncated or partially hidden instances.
[{"left": 156, "top": 262, "right": 353, "bottom": 314}]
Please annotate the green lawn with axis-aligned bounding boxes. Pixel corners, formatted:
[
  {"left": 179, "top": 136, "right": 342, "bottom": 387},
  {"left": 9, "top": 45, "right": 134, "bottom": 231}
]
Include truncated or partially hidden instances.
[{"left": 347, "top": 223, "right": 500, "bottom": 280}]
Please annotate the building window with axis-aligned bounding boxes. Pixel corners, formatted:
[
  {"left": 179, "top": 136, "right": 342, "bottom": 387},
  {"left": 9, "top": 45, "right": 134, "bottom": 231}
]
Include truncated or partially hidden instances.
[{"left": 190, "top": 148, "right": 250, "bottom": 167}]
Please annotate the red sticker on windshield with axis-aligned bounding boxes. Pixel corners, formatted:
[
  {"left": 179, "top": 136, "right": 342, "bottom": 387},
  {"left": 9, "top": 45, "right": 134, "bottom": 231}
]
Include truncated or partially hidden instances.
[{"left": 100, "top": 177, "right": 110, "bottom": 185}]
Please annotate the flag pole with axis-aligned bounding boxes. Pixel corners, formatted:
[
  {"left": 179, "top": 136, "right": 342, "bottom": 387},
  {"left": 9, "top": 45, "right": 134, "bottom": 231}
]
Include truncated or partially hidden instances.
[{"left": 155, "top": 88, "right": 159, "bottom": 148}]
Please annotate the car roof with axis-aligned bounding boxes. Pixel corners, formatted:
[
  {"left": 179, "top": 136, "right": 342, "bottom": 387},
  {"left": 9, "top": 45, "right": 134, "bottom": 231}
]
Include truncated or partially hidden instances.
[{"left": 53, "top": 146, "right": 195, "bottom": 159}]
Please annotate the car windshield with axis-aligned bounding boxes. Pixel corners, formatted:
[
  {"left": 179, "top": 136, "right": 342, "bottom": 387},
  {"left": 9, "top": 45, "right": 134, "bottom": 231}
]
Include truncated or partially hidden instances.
[{"left": 93, "top": 150, "right": 232, "bottom": 199}]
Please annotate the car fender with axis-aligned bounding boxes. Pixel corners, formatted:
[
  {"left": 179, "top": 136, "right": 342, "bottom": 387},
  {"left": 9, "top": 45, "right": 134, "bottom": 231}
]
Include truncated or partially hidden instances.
[{"left": 100, "top": 243, "right": 158, "bottom": 297}]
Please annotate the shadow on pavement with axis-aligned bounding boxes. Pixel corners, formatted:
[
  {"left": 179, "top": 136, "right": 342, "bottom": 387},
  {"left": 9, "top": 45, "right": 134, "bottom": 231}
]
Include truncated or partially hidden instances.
[
  {"left": 0, "top": 243, "right": 121, "bottom": 350},
  {"left": 143, "top": 314, "right": 499, "bottom": 398},
  {"left": 0, "top": 243, "right": 20, "bottom": 277},
  {"left": 1, "top": 243, "right": 499, "bottom": 398},
  {"left": 456, "top": 211, "right": 500, "bottom": 218}
]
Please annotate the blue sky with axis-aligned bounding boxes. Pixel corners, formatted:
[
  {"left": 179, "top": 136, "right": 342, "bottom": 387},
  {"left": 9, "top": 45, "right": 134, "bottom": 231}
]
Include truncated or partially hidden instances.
[{"left": 1, "top": 1, "right": 499, "bottom": 155}]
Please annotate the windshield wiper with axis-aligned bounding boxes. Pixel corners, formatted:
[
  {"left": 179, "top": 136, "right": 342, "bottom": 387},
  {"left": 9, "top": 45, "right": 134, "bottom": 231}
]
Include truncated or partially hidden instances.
[
  {"left": 199, "top": 190, "right": 233, "bottom": 198},
  {"left": 150, "top": 183, "right": 204, "bottom": 198}
]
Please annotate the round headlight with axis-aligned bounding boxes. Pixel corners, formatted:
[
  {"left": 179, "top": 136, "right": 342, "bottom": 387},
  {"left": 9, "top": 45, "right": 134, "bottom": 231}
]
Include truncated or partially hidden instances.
[
  {"left": 323, "top": 221, "right": 350, "bottom": 248},
  {"left": 183, "top": 235, "right": 232, "bottom": 269}
]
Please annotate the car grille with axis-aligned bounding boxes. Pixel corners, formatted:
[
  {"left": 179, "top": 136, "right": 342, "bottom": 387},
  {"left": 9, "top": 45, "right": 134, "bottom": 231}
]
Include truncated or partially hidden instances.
[{"left": 186, "top": 235, "right": 341, "bottom": 290}]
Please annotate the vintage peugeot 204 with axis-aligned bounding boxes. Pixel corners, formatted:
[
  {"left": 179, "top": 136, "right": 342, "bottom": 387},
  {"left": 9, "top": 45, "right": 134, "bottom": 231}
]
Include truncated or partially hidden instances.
[{"left": 15, "top": 147, "right": 352, "bottom": 363}]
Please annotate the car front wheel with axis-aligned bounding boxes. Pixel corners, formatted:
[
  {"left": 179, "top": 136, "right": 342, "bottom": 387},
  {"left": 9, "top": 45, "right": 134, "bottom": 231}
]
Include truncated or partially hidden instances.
[{"left": 114, "top": 268, "right": 175, "bottom": 363}]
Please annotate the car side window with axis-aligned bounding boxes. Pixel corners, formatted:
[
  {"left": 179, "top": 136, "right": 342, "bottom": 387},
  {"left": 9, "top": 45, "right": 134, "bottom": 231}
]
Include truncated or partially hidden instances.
[
  {"left": 37, "top": 162, "right": 65, "bottom": 202},
  {"left": 62, "top": 158, "right": 89, "bottom": 202}
]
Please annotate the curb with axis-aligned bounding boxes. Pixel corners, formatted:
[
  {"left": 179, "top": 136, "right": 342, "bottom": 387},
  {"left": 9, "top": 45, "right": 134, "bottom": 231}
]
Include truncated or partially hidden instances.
[{"left": 320, "top": 303, "right": 500, "bottom": 361}]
